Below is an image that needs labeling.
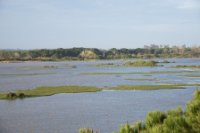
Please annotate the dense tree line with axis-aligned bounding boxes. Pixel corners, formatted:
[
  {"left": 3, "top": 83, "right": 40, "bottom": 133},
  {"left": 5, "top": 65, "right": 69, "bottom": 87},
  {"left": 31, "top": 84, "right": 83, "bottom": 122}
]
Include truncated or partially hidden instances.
[{"left": 0, "top": 45, "right": 200, "bottom": 61}]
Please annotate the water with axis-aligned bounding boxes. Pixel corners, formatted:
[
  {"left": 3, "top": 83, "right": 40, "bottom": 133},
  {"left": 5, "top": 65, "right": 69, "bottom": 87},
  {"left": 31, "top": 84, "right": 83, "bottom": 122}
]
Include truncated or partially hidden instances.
[{"left": 0, "top": 58, "right": 200, "bottom": 133}]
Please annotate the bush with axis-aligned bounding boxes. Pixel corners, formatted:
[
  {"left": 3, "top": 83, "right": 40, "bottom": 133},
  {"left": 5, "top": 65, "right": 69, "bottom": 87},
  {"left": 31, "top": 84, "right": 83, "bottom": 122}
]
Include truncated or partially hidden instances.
[
  {"left": 6, "top": 92, "right": 17, "bottom": 99},
  {"left": 18, "top": 93, "right": 25, "bottom": 98},
  {"left": 145, "top": 111, "right": 166, "bottom": 128}
]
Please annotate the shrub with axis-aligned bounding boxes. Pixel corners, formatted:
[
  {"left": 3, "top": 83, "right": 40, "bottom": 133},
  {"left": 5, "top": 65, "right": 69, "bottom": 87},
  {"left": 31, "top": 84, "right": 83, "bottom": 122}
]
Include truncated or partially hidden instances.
[
  {"left": 145, "top": 111, "right": 166, "bottom": 128},
  {"left": 119, "top": 123, "right": 134, "bottom": 133},
  {"left": 18, "top": 93, "right": 25, "bottom": 98},
  {"left": 6, "top": 92, "right": 17, "bottom": 99},
  {"left": 163, "top": 116, "right": 191, "bottom": 133}
]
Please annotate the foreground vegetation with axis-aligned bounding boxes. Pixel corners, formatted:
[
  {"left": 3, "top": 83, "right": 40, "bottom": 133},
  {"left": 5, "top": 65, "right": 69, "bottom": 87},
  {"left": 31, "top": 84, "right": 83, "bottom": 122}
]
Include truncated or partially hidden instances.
[
  {"left": 79, "top": 90, "right": 200, "bottom": 133},
  {"left": 1, "top": 45, "right": 200, "bottom": 61},
  {"left": 1, "top": 84, "right": 200, "bottom": 100}
]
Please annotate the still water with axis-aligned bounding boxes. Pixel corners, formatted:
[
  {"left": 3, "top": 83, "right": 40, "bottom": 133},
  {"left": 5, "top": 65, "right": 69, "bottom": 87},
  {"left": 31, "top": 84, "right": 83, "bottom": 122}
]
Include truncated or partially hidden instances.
[{"left": 0, "top": 58, "right": 200, "bottom": 133}]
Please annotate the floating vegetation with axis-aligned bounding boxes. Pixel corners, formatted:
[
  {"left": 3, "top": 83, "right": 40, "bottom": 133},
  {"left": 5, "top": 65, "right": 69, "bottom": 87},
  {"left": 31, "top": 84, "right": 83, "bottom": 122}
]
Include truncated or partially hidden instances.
[
  {"left": 17, "top": 65, "right": 58, "bottom": 69},
  {"left": 108, "top": 84, "right": 200, "bottom": 90},
  {"left": 1, "top": 84, "right": 200, "bottom": 100},
  {"left": 125, "top": 78, "right": 158, "bottom": 81},
  {"left": 157, "top": 60, "right": 175, "bottom": 63},
  {"left": 0, "top": 86, "right": 102, "bottom": 100},
  {"left": 91, "top": 63, "right": 119, "bottom": 67},
  {"left": 81, "top": 70, "right": 190, "bottom": 75},
  {"left": 79, "top": 128, "right": 99, "bottom": 133},
  {"left": 181, "top": 74, "right": 200, "bottom": 78},
  {"left": 175, "top": 65, "right": 200, "bottom": 69},
  {"left": 124, "top": 60, "right": 157, "bottom": 67}
]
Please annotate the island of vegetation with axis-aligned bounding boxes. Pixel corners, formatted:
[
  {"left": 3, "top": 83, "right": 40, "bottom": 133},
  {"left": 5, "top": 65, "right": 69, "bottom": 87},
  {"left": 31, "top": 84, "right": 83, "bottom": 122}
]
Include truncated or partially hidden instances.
[
  {"left": 124, "top": 60, "right": 157, "bottom": 67},
  {"left": 1, "top": 45, "right": 200, "bottom": 61},
  {"left": 1, "top": 84, "right": 200, "bottom": 100},
  {"left": 175, "top": 65, "right": 200, "bottom": 69},
  {"left": 79, "top": 90, "right": 200, "bottom": 133}
]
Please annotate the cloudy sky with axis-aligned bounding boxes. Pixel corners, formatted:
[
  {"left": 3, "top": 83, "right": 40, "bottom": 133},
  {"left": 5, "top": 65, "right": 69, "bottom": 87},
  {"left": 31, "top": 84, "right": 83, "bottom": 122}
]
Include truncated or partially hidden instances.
[{"left": 0, "top": 0, "right": 200, "bottom": 49}]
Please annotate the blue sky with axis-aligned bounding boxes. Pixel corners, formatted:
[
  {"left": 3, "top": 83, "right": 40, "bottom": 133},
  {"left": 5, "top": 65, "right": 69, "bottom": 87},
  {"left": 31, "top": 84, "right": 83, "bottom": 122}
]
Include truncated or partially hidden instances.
[{"left": 0, "top": 0, "right": 200, "bottom": 49}]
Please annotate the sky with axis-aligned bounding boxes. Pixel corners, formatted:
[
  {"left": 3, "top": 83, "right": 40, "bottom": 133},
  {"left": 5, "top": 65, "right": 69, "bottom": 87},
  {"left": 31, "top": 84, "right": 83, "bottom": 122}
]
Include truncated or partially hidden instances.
[{"left": 0, "top": 0, "right": 200, "bottom": 49}]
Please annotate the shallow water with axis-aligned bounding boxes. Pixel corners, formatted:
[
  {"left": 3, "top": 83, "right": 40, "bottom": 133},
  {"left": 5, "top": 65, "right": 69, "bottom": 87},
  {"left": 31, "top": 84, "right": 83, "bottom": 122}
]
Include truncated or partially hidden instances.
[
  {"left": 0, "top": 58, "right": 200, "bottom": 133},
  {"left": 0, "top": 58, "right": 200, "bottom": 91},
  {"left": 0, "top": 88, "right": 196, "bottom": 133}
]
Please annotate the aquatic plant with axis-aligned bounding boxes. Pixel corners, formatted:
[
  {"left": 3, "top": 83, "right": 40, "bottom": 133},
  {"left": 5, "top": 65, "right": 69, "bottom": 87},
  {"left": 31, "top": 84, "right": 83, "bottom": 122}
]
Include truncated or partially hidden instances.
[
  {"left": 79, "top": 128, "right": 99, "bottom": 133},
  {"left": 175, "top": 65, "right": 200, "bottom": 69},
  {"left": 124, "top": 60, "right": 157, "bottom": 67}
]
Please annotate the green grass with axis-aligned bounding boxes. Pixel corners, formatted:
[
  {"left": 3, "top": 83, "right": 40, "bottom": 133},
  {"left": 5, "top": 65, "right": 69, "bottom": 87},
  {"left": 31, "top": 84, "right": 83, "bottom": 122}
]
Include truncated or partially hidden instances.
[
  {"left": 108, "top": 84, "right": 200, "bottom": 90},
  {"left": 0, "top": 86, "right": 102, "bottom": 100},
  {"left": 124, "top": 60, "right": 157, "bottom": 67}
]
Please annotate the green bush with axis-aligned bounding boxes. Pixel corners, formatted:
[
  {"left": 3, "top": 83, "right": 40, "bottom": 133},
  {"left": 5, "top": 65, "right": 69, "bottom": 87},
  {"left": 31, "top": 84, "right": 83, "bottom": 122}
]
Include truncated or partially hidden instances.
[
  {"left": 145, "top": 111, "right": 166, "bottom": 128},
  {"left": 163, "top": 116, "right": 191, "bottom": 133}
]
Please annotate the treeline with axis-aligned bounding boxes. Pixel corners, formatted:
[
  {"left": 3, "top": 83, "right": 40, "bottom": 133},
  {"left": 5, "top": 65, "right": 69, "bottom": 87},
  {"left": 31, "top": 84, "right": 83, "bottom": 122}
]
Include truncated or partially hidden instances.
[{"left": 0, "top": 45, "right": 200, "bottom": 61}]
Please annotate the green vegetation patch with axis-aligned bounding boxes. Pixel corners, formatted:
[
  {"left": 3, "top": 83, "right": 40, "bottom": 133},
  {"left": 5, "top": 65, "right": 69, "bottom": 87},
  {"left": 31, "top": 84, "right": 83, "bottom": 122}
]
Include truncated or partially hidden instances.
[
  {"left": 109, "top": 84, "right": 200, "bottom": 90},
  {"left": 0, "top": 86, "right": 102, "bottom": 100},
  {"left": 175, "top": 65, "right": 200, "bottom": 69},
  {"left": 1, "top": 84, "right": 200, "bottom": 100},
  {"left": 124, "top": 60, "right": 157, "bottom": 67},
  {"left": 81, "top": 70, "right": 189, "bottom": 75}
]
